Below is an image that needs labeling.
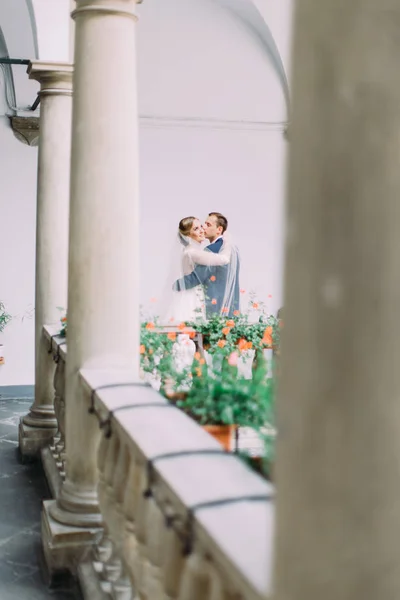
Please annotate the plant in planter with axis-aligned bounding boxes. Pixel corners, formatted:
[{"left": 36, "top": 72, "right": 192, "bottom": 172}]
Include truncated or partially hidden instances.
[
  {"left": 140, "top": 321, "right": 192, "bottom": 398},
  {"left": 0, "top": 302, "right": 12, "bottom": 334},
  {"left": 177, "top": 352, "right": 275, "bottom": 452},
  {"left": 0, "top": 302, "right": 12, "bottom": 366}
]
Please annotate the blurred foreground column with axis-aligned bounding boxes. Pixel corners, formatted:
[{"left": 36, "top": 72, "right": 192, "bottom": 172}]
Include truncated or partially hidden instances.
[
  {"left": 19, "top": 63, "right": 73, "bottom": 458},
  {"left": 41, "top": 0, "right": 140, "bottom": 576},
  {"left": 274, "top": 2, "right": 400, "bottom": 599}
]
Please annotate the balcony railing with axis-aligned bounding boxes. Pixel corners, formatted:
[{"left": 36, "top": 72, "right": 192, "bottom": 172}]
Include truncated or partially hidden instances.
[{"left": 42, "top": 326, "right": 275, "bottom": 599}]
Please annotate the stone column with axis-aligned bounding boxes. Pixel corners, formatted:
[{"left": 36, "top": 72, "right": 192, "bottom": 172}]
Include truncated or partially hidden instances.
[
  {"left": 274, "top": 2, "right": 400, "bottom": 599},
  {"left": 42, "top": 0, "right": 140, "bottom": 574},
  {"left": 19, "top": 63, "right": 73, "bottom": 458}
]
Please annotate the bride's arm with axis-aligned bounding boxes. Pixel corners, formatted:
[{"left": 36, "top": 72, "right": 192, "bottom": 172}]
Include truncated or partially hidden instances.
[{"left": 186, "top": 243, "right": 231, "bottom": 266}]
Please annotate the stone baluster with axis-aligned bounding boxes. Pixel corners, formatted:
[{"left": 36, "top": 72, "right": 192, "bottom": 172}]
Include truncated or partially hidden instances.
[
  {"left": 178, "top": 554, "right": 211, "bottom": 600},
  {"left": 42, "top": 350, "right": 67, "bottom": 498},
  {"left": 110, "top": 444, "right": 133, "bottom": 600},
  {"left": 93, "top": 434, "right": 114, "bottom": 577},
  {"left": 49, "top": 355, "right": 63, "bottom": 454},
  {"left": 162, "top": 528, "right": 185, "bottom": 599},
  {"left": 99, "top": 436, "right": 122, "bottom": 594},
  {"left": 143, "top": 498, "right": 165, "bottom": 598},
  {"left": 122, "top": 460, "right": 140, "bottom": 596},
  {"left": 41, "top": 0, "right": 141, "bottom": 576},
  {"left": 53, "top": 359, "right": 66, "bottom": 479}
]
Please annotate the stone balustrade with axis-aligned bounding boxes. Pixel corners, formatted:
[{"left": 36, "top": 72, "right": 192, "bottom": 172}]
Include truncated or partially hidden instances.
[
  {"left": 44, "top": 331, "right": 275, "bottom": 599},
  {"left": 41, "top": 325, "right": 67, "bottom": 498}
]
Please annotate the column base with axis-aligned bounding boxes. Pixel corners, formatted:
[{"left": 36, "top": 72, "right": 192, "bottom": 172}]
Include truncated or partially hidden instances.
[
  {"left": 42, "top": 500, "right": 102, "bottom": 579},
  {"left": 50, "top": 478, "right": 103, "bottom": 528},
  {"left": 19, "top": 418, "right": 57, "bottom": 458},
  {"left": 41, "top": 446, "right": 64, "bottom": 499}
]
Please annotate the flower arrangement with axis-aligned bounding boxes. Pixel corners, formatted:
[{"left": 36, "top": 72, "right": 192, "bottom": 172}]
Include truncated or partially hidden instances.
[
  {"left": 0, "top": 302, "right": 12, "bottom": 334},
  {"left": 187, "top": 310, "right": 281, "bottom": 356},
  {"left": 59, "top": 311, "right": 67, "bottom": 338},
  {"left": 59, "top": 308, "right": 278, "bottom": 474}
]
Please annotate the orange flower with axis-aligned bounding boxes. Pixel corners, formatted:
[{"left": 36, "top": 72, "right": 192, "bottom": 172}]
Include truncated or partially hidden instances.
[
  {"left": 61, "top": 317, "right": 67, "bottom": 323},
  {"left": 222, "top": 307, "right": 229, "bottom": 314},
  {"left": 149, "top": 348, "right": 154, "bottom": 355},
  {"left": 211, "top": 299, "right": 217, "bottom": 305},
  {"left": 194, "top": 352, "right": 201, "bottom": 361},
  {"left": 237, "top": 338, "right": 247, "bottom": 351},
  {"left": 189, "top": 331, "right": 196, "bottom": 339},
  {"left": 245, "top": 341, "right": 253, "bottom": 350},
  {"left": 222, "top": 327, "right": 231, "bottom": 336},
  {"left": 167, "top": 332, "right": 177, "bottom": 341},
  {"left": 252, "top": 302, "right": 259, "bottom": 309},
  {"left": 233, "top": 310, "right": 240, "bottom": 317},
  {"left": 210, "top": 275, "right": 216, "bottom": 282},
  {"left": 264, "top": 326, "right": 273, "bottom": 337},
  {"left": 195, "top": 367, "right": 202, "bottom": 377},
  {"left": 145, "top": 322, "right": 155, "bottom": 330},
  {"left": 226, "top": 320, "right": 235, "bottom": 327},
  {"left": 217, "top": 340, "right": 226, "bottom": 348},
  {"left": 199, "top": 358, "right": 206, "bottom": 365},
  {"left": 178, "top": 322, "right": 186, "bottom": 330},
  {"left": 263, "top": 336, "right": 273, "bottom": 347},
  {"left": 139, "top": 344, "right": 146, "bottom": 354}
]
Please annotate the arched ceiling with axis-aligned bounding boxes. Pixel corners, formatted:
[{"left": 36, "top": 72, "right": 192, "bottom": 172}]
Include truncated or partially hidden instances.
[
  {"left": 0, "top": 0, "right": 290, "bottom": 120},
  {"left": 215, "top": 0, "right": 290, "bottom": 116}
]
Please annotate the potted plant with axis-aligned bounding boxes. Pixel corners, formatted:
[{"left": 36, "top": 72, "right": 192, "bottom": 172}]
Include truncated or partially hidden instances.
[
  {"left": 0, "top": 302, "right": 12, "bottom": 365},
  {"left": 177, "top": 351, "right": 275, "bottom": 452}
]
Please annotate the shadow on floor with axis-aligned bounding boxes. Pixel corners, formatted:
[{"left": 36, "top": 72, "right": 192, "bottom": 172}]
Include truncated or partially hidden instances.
[{"left": 0, "top": 398, "right": 81, "bottom": 600}]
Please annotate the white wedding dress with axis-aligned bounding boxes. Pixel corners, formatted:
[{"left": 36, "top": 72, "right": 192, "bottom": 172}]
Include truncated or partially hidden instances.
[{"left": 165, "top": 238, "right": 231, "bottom": 324}]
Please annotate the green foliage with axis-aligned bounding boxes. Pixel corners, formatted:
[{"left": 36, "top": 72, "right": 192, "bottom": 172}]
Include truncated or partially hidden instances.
[
  {"left": 187, "top": 309, "right": 281, "bottom": 356},
  {"left": 177, "top": 352, "right": 275, "bottom": 428},
  {"left": 0, "top": 302, "right": 12, "bottom": 334},
  {"left": 58, "top": 312, "right": 278, "bottom": 461}
]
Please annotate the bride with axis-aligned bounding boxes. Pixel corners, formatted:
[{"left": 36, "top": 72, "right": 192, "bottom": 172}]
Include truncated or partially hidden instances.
[{"left": 161, "top": 216, "right": 233, "bottom": 323}]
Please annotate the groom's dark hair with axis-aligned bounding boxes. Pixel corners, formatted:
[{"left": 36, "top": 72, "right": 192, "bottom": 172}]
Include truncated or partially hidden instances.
[{"left": 209, "top": 212, "right": 228, "bottom": 233}]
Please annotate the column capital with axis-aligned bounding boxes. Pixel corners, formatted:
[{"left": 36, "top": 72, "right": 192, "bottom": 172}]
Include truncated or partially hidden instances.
[
  {"left": 72, "top": 0, "right": 141, "bottom": 21},
  {"left": 28, "top": 62, "right": 73, "bottom": 97}
]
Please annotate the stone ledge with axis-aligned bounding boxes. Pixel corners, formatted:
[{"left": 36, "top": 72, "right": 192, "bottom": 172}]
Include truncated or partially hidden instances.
[{"left": 80, "top": 368, "right": 275, "bottom": 599}]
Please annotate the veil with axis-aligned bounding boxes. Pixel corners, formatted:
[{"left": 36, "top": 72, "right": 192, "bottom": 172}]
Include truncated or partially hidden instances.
[{"left": 158, "top": 230, "right": 241, "bottom": 324}]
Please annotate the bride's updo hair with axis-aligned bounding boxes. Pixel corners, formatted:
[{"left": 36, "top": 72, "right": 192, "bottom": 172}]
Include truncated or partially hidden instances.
[{"left": 179, "top": 216, "right": 196, "bottom": 237}]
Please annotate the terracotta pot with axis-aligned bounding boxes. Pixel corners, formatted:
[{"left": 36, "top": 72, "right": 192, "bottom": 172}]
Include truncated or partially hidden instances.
[{"left": 203, "top": 424, "right": 237, "bottom": 451}]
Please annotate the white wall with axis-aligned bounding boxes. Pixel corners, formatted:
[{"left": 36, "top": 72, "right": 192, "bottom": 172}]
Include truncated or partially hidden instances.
[
  {"left": 30, "top": 0, "right": 70, "bottom": 62},
  {"left": 0, "top": 115, "right": 37, "bottom": 385}
]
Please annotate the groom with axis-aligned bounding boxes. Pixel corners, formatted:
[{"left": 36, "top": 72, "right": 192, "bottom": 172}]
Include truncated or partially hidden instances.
[{"left": 173, "top": 212, "right": 240, "bottom": 318}]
